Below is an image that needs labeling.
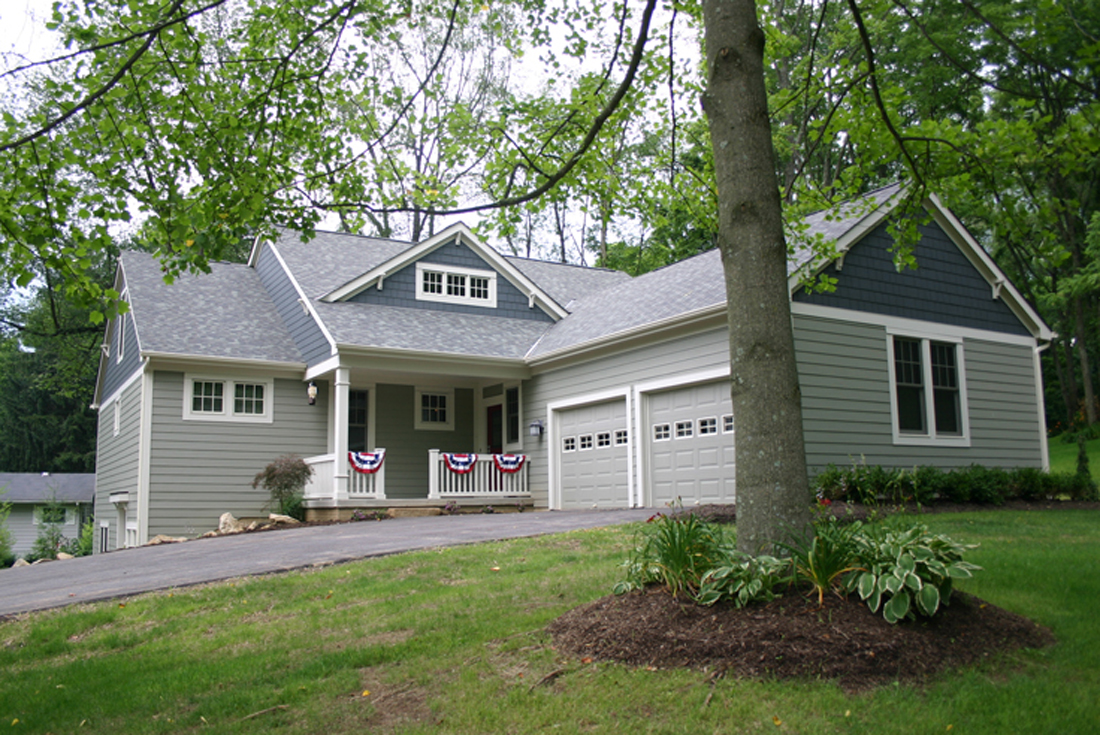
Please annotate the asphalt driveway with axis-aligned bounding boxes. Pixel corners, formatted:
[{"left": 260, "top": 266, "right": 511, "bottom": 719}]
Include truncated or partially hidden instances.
[{"left": 0, "top": 509, "right": 652, "bottom": 618}]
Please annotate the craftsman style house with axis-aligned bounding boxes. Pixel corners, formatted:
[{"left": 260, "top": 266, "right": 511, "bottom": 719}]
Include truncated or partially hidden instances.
[{"left": 92, "top": 185, "right": 1053, "bottom": 550}]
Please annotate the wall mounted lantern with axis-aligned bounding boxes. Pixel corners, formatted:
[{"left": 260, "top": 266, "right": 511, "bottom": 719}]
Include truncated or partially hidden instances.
[
  {"left": 528, "top": 419, "right": 544, "bottom": 437},
  {"left": 307, "top": 381, "right": 318, "bottom": 405}
]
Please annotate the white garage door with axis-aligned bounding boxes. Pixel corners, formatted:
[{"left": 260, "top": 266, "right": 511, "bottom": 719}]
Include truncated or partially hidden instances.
[
  {"left": 648, "top": 381, "right": 736, "bottom": 507},
  {"left": 557, "top": 399, "right": 630, "bottom": 509}
]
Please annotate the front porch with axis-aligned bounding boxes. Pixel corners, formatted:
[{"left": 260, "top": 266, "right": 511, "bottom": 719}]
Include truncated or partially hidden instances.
[{"left": 301, "top": 449, "right": 532, "bottom": 520}]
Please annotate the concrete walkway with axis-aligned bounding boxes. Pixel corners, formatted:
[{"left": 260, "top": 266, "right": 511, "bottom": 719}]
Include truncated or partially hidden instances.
[{"left": 0, "top": 509, "right": 652, "bottom": 618}]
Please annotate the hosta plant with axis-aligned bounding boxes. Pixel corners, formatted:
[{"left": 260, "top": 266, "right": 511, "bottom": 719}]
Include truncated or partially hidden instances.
[
  {"left": 696, "top": 549, "right": 788, "bottom": 608},
  {"left": 846, "top": 518, "right": 981, "bottom": 623}
]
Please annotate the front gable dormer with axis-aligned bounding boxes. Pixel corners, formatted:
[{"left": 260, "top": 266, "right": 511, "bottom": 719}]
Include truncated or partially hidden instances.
[{"left": 320, "top": 223, "right": 568, "bottom": 323}]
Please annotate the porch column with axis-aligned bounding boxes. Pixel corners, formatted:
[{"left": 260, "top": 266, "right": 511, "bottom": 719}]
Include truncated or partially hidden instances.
[{"left": 333, "top": 367, "right": 350, "bottom": 500}]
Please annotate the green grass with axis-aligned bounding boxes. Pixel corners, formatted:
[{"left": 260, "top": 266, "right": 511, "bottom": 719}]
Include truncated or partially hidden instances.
[
  {"left": 1047, "top": 431, "right": 1100, "bottom": 475},
  {"left": 1, "top": 512, "right": 1098, "bottom": 734}
]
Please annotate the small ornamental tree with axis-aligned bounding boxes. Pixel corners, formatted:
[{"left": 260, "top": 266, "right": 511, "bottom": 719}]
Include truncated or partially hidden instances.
[{"left": 252, "top": 455, "right": 313, "bottom": 521}]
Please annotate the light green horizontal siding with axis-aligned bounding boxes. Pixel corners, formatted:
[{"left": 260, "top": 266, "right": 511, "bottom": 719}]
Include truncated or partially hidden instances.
[
  {"left": 146, "top": 372, "right": 328, "bottom": 537},
  {"left": 374, "top": 385, "right": 474, "bottom": 499},
  {"left": 525, "top": 327, "right": 731, "bottom": 507},
  {"left": 794, "top": 314, "right": 1044, "bottom": 473},
  {"left": 93, "top": 378, "right": 143, "bottom": 552}
]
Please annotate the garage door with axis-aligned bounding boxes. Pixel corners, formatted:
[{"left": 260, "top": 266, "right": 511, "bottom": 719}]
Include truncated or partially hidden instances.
[
  {"left": 648, "top": 382, "right": 736, "bottom": 507},
  {"left": 558, "top": 399, "right": 630, "bottom": 509}
]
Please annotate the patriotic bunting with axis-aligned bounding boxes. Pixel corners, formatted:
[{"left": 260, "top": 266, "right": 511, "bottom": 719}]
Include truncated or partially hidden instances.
[
  {"left": 443, "top": 453, "right": 478, "bottom": 474},
  {"left": 493, "top": 454, "right": 527, "bottom": 473},
  {"left": 349, "top": 450, "right": 385, "bottom": 474}
]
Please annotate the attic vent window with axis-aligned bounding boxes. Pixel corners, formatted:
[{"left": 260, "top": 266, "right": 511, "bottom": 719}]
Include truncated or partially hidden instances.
[{"left": 415, "top": 263, "right": 497, "bottom": 308}]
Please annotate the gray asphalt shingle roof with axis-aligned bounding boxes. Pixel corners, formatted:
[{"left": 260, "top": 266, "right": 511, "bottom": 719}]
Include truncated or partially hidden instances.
[
  {"left": 0, "top": 473, "right": 95, "bottom": 504},
  {"left": 315, "top": 301, "right": 550, "bottom": 360},
  {"left": 119, "top": 187, "right": 900, "bottom": 365},
  {"left": 123, "top": 251, "right": 303, "bottom": 364},
  {"left": 271, "top": 228, "right": 412, "bottom": 300},
  {"left": 503, "top": 257, "right": 633, "bottom": 311}
]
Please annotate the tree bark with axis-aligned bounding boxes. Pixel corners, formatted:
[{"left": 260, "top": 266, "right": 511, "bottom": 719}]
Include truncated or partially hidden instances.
[
  {"left": 702, "top": 0, "right": 812, "bottom": 554},
  {"left": 1075, "top": 296, "right": 1097, "bottom": 425}
]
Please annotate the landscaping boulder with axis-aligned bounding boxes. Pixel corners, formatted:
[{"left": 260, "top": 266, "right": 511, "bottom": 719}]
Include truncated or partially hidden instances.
[{"left": 218, "top": 512, "right": 244, "bottom": 534}]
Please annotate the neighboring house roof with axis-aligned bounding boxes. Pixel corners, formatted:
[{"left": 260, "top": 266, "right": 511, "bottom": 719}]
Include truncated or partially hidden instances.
[
  {"left": 503, "top": 256, "right": 633, "bottom": 312},
  {"left": 123, "top": 251, "right": 304, "bottom": 365},
  {"left": 0, "top": 473, "right": 95, "bottom": 504}
]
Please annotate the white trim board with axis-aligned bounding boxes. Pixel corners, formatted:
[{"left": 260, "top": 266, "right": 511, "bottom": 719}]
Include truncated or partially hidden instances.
[{"left": 790, "top": 302, "right": 1040, "bottom": 348}]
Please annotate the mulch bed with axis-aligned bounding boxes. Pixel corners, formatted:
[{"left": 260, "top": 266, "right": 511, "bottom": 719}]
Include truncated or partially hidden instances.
[
  {"left": 547, "top": 586, "right": 1055, "bottom": 692},
  {"left": 548, "top": 500, "right": 1091, "bottom": 691}
]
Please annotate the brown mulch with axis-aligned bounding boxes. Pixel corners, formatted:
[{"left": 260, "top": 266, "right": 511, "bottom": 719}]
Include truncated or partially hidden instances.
[{"left": 547, "top": 586, "right": 1055, "bottom": 692}]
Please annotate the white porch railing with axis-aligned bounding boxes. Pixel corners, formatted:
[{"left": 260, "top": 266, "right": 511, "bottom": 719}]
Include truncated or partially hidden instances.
[
  {"left": 304, "top": 450, "right": 387, "bottom": 501},
  {"left": 428, "top": 450, "right": 530, "bottom": 499}
]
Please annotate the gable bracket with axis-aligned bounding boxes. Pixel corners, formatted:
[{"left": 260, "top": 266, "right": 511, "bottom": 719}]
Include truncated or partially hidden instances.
[{"left": 992, "top": 278, "right": 1005, "bottom": 300}]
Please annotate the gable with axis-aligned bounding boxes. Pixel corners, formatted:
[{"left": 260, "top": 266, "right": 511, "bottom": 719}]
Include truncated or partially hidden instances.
[
  {"left": 792, "top": 219, "right": 1032, "bottom": 336},
  {"left": 345, "top": 236, "right": 556, "bottom": 323}
]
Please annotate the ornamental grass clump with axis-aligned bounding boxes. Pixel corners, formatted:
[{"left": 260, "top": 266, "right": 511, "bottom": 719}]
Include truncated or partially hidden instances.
[
  {"left": 779, "top": 515, "right": 863, "bottom": 607},
  {"left": 613, "top": 509, "right": 728, "bottom": 599}
]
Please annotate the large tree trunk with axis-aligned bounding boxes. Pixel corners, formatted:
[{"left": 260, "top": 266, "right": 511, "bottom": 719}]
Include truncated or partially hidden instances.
[
  {"left": 1075, "top": 297, "right": 1097, "bottom": 425},
  {"left": 702, "top": 0, "right": 812, "bottom": 554}
]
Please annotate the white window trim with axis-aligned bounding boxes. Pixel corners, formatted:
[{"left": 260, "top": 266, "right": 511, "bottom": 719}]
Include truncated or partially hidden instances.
[
  {"left": 183, "top": 375, "right": 275, "bottom": 423},
  {"left": 415, "top": 262, "right": 498, "bottom": 308},
  {"left": 579, "top": 434, "right": 594, "bottom": 451},
  {"left": 722, "top": 414, "right": 735, "bottom": 434},
  {"left": 504, "top": 383, "right": 523, "bottom": 452},
  {"left": 674, "top": 420, "right": 694, "bottom": 439},
  {"left": 596, "top": 431, "right": 612, "bottom": 448},
  {"left": 563, "top": 436, "right": 577, "bottom": 452},
  {"left": 653, "top": 423, "right": 671, "bottom": 442},
  {"left": 698, "top": 416, "right": 718, "bottom": 436},
  {"left": 415, "top": 387, "right": 455, "bottom": 431},
  {"left": 34, "top": 506, "right": 73, "bottom": 525},
  {"left": 614, "top": 429, "right": 629, "bottom": 446},
  {"left": 886, "top": 330, "right": 971, "bottom": 447},
  {"left": 115, "top": 290, "right": 127, "bottom": 364}
]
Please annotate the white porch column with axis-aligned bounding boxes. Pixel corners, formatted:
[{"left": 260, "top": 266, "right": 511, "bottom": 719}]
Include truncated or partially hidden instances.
[
  {"left": 428, "top": 448, "right": 441, "bottom": 499},
  {"left": 333, "top": 367, "right": 350, "bottom": 500}
]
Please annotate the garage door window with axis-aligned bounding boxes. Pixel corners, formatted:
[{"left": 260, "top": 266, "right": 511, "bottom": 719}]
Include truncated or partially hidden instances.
[
  {"left": 654, "top": 423, "right": 671, "bottom": 441},
  {"left": 675, "top": 420, "right": 693, "bottom": 438},
  {"left": 615, "top": 429, "right": 629, "bottom": 446},
  {"left": 579, "top": 434, "right": 594, "bottom": 450},
  {"left": 698, "top": 417, "right": 717, "bottom": 435},
  {"left": 563, "top": 436, "right": 576, "bottom": 452},
  {"left": 722, "top": 415, "right": 734, "bottom": 433},
  {"left": 597, "top": 432, "right": 611, "bottom": 448}
]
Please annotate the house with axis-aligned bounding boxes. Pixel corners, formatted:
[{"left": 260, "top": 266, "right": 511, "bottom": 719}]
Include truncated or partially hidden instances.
[
  {"left": 0, "top": 473, "right": 95, "bottom": 559},
  {"left": 91, "top": 184, "right": 1053, "bottom": 551}
]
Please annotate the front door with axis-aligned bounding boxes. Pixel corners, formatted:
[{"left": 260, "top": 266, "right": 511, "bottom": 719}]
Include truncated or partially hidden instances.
[{"left": 487, "top": 404, "right": 503, "bottom": 454}]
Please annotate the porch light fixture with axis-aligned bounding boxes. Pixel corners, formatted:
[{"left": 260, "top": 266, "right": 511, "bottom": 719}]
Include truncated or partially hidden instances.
[
  {"left": 528, "top": 419, "right": 544, "bottom": 437},
  {"left": 307, "top": 381, "right": 318, "bottom": 405}
]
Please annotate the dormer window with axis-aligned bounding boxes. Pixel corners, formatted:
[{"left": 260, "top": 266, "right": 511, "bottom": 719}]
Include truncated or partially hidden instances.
[{"left": 415, "top": 263, "right": 497, "bottom": 308}]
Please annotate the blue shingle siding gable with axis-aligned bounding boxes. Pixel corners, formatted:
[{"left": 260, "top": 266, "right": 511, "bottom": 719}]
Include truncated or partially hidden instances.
[
  {"left": 254, "top": 245, "right": 333, "bottom": 366},
  {"left": 348, "top": 237, "right": 555, "bottom": 323},
  {"left": 793, "top": 221, "right": 1031, "bottom": 336},
  {"left": 101, "top": 301, "right": 143, "bottom": 401}
]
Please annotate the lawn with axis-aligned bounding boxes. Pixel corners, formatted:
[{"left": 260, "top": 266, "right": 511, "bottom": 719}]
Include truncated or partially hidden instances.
[
  {"left": 1047, "top": 431, "right": 1100, "bottom": 475},
  {"left": 1, "top": 510, "right": 1098, "bottom": 734}
]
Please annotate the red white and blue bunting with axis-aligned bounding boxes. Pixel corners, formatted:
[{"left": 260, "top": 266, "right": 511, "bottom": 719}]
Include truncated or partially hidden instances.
[
  {"left": 493, "top": 454, "right": 527, "bottom": 473},
  {"left": 443, "top": 453, "right": 479, "bottom": 474},
  {"left": 348, "top": 450, "right": 385, "bottom": 474}
]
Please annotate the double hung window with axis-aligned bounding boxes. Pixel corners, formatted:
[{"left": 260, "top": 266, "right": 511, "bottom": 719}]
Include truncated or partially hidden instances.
[
  {"left": 184, "top": 376, "right": 273, "bottom": 423},
  {"left": 889, "top": 334, "right": 969, "bottom": 445}
]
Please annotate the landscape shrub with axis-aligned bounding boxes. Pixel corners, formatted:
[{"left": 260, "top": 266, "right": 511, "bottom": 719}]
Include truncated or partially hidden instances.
[
  {"left": 811, "top": 462, "right": 1098, "bottom": 506},
  {"left": 252, "top": 455, "right": 313, "bottom": 521},
  {"left": 695, "top": 550, "right": 788, "bottom": 608}
]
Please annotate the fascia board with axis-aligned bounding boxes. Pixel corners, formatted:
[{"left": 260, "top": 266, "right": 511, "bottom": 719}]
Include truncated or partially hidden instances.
[
  {"left": 336, "top": 343, "right": 530, "bottom": 380},
  {"left": 246, "top": 236, "right": 266, "bottom": 268},
  {"left": 527, "top": 303, "right": 727, "bottom": 371},
  {"left": 142, "top": 352, "right": 307, "bottom": 377},
  {"left": 786, "top": 187, "right": 907, "bottom": 293},
  {"left": 320, "top": 223, "right": 570, "bottom": 320},
  {"left": 925, "top": 194, "right": 1055, "bottom": 342},
  {"left": 93, "top": 262, "right": 137, "bottom": 407}
]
